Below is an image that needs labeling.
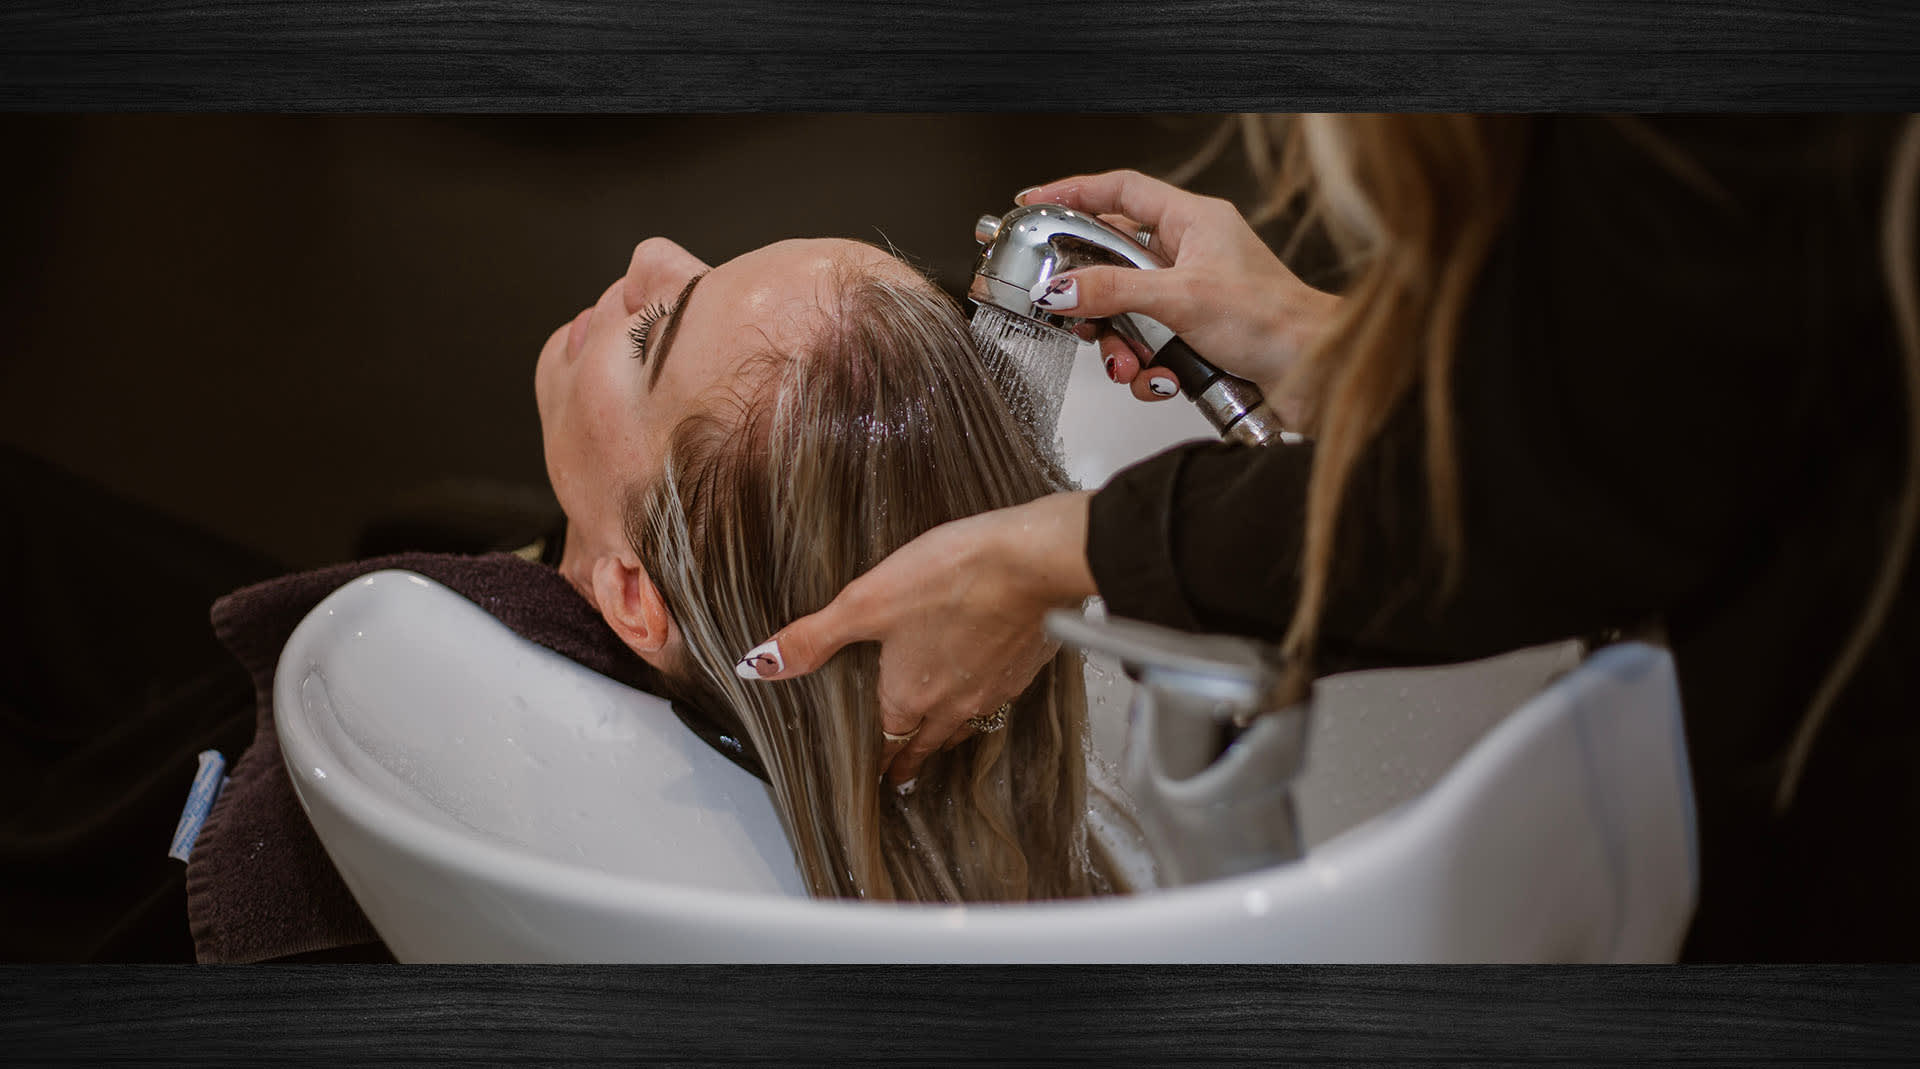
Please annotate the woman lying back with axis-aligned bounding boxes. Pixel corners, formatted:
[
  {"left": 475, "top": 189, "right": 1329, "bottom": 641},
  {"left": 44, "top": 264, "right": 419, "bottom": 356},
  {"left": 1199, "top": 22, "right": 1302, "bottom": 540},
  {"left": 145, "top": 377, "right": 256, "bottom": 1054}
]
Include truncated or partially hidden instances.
[{"left": 534, "top": 236, "right": 1123, "bottom": 900}]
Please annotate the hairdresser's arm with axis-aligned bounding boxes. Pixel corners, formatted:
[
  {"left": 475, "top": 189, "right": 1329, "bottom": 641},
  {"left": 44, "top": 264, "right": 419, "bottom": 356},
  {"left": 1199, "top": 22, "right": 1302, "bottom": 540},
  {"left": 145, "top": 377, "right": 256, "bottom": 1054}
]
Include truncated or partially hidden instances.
[
  {"left": 1089, "top": 115, "right": 1836, "bottom": 670},
  {"left": 1007, "top": 166, "right": 1635, "bottom": 662},
  {"left": 737, "top": 491, "right": 1098, "bottom": 784},
  {"left": 1086, "top": 412, "right": 1668, "bottom": 675}
]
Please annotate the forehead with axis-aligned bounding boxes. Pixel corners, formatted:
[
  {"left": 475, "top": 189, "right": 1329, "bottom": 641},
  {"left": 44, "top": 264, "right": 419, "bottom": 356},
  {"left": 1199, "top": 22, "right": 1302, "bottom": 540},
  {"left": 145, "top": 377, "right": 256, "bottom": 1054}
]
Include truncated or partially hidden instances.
[
  {"left": 647, "top": 239, "right": 917, "bottom": 421},
  {"left": 687, "top": 238, "right": 906, "bottom": 353}
]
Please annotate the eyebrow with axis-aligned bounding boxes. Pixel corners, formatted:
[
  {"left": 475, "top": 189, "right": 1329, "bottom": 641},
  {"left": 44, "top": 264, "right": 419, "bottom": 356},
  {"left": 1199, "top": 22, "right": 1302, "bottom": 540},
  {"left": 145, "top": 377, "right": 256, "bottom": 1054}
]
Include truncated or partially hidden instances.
[{"left": 646, "top": 270, "right": 708, "bottom": 391}]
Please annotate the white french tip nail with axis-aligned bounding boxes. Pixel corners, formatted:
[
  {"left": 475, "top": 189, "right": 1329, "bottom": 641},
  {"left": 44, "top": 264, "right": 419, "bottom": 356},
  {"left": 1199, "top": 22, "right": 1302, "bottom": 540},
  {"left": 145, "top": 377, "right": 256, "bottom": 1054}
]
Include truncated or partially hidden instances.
[
  {"left": 1028, "top": 276, "right": 1078, "bottom": 312},
  {"left": 734, "top": 640, "right": 784, "bottom": 680},
  {"left": 895, "top": 777, "right": 918, "bottom": 796},
  {"left": 1148, "top": 376, "right": 1179, "bottom": 398}
]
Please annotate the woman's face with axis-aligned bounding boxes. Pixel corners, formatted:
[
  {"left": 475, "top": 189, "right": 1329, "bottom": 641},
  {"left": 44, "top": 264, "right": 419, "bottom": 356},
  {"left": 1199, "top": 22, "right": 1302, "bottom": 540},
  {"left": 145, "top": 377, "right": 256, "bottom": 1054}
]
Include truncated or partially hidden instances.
[{"left": 535, "top": 235, "right": 911, "bottom": 589}]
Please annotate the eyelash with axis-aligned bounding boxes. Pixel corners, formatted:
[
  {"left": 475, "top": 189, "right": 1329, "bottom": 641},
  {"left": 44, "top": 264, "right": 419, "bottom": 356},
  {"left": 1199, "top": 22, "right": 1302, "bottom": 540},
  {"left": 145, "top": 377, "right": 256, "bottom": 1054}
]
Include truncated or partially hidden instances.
[{"left": 627, "top": 303, "right": 669, "bottom": 361}]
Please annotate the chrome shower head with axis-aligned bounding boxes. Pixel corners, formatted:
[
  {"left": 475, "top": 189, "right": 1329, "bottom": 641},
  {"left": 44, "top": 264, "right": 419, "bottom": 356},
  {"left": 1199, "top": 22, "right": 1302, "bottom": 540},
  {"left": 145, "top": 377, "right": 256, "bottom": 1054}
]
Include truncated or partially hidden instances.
[
  {"left": 969, "top": 204, "right": 1166, "bottom": 328},
  {"left": 968, "top": 204, "right": 1287, "bottom": 447}
]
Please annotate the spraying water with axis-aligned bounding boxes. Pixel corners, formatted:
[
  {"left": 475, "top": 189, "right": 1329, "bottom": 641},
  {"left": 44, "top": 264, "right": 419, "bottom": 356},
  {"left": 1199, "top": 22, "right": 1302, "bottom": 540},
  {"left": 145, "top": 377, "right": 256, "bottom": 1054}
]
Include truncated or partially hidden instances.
[{"left": 969, "top": 305, "right": 1080, "bottom": 445}]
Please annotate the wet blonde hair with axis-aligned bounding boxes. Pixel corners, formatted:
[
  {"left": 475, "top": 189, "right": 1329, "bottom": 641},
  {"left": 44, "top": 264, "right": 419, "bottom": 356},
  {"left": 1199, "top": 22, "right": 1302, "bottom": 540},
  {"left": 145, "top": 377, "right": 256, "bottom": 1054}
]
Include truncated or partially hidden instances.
[
  {"left": 626, "top": 259, "right": 1122, "bottom": 901},
  {"left": 1221, "top": 114, "right": 1920, "bottom": 811}
]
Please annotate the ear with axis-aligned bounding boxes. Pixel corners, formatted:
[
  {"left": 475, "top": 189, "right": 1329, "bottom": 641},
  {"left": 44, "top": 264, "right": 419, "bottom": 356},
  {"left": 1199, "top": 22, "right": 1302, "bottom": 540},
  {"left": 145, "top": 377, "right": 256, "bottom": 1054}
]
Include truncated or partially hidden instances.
[{"left": 590, "top": 554, "right": 683, "bottom": 671}]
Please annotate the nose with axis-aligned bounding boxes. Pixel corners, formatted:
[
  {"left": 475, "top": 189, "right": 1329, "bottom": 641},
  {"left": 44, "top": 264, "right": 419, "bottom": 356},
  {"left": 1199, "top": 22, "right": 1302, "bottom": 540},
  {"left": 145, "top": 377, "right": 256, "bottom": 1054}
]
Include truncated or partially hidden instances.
[{"left": 621, "top": 238, "right": 709, "bottom": 314}]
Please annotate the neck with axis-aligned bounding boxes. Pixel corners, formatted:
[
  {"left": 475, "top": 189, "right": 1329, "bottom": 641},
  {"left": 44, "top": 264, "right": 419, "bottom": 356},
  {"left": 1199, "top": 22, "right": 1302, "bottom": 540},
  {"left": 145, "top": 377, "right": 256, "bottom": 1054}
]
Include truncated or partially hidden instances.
[{"left": 555, "top": 520, "right": 598, "bottom": 609}]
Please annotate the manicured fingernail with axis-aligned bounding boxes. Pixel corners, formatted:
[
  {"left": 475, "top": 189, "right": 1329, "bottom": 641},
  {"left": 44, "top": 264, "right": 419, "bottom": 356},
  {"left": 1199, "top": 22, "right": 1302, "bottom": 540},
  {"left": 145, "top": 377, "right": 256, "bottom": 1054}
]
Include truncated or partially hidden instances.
[
  {"left": 1029, "top": 276, "right": 1078, "bottom": 312},
  {"left": 1148, "top": 376, "right": 1179, "bottom": 398},
  {"left": 895, "top": 777, "right": 918, "bottom": 796},
  {"left": 1104, "top": 356, "right": 1120, "bottom": 382},
  {"left": 1014, "top": 186, "right": 1041, "bottom": 205},
  {"left": 734, "top": 639, "right": 783, "bottom": 679}
]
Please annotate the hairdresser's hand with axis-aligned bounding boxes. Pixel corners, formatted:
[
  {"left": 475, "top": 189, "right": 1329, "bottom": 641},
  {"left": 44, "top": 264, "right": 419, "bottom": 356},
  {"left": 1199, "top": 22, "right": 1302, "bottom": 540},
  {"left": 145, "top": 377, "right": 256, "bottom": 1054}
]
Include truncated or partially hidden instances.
[
  {"left": 735, "top": 491, "right": 1098, "bottom": 786},
  {"left": 1018, "top": 169, "right": 1337, "bottom": 418}
]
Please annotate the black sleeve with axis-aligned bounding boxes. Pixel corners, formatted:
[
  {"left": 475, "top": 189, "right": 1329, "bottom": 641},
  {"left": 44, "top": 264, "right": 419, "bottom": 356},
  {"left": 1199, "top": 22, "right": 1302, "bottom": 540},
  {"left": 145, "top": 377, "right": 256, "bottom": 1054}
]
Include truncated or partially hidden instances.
[{"left": 1086, "top": 116, "right": 1875, "bottom": 672}]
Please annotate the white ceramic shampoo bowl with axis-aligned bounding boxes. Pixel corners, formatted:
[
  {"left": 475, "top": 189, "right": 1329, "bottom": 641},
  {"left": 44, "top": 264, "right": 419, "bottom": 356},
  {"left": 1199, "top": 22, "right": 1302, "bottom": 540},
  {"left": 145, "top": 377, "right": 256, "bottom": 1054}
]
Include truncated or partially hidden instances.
[{"left": 275, "top": 569, "right": 1698, "bottom": 962}]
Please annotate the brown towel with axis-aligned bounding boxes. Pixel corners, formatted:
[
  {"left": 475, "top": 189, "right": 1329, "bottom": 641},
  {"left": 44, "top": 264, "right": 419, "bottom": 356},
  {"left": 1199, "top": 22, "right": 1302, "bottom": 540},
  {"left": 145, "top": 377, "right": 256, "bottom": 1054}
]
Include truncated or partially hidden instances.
[{"left": 184, "top": 551, "right": 678, "bottom": 963}]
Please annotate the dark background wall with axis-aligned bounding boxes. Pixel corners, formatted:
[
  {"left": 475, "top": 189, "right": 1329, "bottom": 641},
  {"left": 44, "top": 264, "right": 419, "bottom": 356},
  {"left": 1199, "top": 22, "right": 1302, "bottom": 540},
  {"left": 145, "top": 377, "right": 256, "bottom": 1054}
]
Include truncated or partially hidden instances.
[{"left": 0, "top": 114, "right": 1249, "bottom": 568}]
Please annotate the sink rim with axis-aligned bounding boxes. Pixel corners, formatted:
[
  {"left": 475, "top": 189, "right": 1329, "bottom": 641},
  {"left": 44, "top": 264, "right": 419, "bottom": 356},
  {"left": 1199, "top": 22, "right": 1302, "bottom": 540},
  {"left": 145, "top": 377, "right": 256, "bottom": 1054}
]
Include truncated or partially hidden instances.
[
  {"left": 273, "top": 570, "right": 1402, "bottom": 931},
  {"left": 272, "top": 568, "right": 1694, "bottom": 960}
]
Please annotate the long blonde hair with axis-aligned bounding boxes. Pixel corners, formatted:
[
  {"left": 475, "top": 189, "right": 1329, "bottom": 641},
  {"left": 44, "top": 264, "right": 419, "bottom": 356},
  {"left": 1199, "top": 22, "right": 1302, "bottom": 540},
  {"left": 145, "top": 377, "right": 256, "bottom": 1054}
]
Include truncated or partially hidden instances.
[
  {"left": 1238, "top": 114, "right": 1920, "bottom": 809},
  {"left": 627, "top": 262, "right": 1121, "bottom": 901},
  {"left": 1257, "top": 115, "right": 1533, "bottom": 693}
]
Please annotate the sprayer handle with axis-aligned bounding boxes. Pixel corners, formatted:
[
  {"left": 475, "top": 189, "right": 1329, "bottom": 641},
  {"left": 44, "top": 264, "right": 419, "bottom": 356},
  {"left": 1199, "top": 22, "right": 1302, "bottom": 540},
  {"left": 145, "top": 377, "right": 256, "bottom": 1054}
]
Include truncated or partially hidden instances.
[
  {"left": 1147, "top": 336, "right": 1291, "bottom": 446},
  {"left": 1148, "top": 336, "right": 1229, "bottom": 397}
]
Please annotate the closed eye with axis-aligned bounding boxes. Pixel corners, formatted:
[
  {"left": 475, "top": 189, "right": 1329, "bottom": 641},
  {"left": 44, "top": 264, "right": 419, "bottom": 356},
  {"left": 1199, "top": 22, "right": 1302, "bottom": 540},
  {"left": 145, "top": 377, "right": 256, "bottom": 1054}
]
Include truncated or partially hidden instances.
[{"left": 627, "top": 302, "right": 670, "bottom": 362}]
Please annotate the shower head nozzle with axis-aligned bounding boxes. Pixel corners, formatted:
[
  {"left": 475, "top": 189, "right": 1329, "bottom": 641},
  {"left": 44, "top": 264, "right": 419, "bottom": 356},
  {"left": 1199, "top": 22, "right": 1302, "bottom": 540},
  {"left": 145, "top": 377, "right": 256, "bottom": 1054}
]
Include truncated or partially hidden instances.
[
  {"left": 966, "top": 204, "right": 1174, "bottom": 352},
  {"left": 966, "top": 203, "right": 1290, "bottom": 448}
]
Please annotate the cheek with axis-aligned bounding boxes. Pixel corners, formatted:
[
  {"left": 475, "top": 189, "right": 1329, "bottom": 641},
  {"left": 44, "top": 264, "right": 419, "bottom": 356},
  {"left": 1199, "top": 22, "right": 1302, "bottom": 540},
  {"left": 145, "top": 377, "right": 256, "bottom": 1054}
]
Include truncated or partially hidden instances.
[
  {"left": 558, "top": 356, "right": 649, "bottom": 504},
  {"left": 536, "top": 344, "right": 599, "bottom": 506},
  {"left": 574, "top": 355, "right": 620, "bottom": 443}
]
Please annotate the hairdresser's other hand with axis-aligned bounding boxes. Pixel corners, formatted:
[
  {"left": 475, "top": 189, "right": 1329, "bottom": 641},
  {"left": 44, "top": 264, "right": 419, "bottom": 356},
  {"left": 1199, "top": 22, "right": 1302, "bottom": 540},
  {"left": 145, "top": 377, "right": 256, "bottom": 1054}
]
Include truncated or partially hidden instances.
[
  {"left": 735, "top": 491, "right": 1098, "bottom": 786},
  {"left": 1017, "top": 169, "right": 1337, "bottom": 417}
]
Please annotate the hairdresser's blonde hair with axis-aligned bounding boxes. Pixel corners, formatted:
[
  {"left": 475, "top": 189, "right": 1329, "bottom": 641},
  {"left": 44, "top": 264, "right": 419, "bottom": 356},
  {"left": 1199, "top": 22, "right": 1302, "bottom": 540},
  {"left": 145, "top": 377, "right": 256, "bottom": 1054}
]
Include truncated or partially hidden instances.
[
  {"left": 627, "top": 262, "right": 1121, "bottom": 901},
  {"left": 1232, "top": 114, "right": 1920, "bottom": 810}
]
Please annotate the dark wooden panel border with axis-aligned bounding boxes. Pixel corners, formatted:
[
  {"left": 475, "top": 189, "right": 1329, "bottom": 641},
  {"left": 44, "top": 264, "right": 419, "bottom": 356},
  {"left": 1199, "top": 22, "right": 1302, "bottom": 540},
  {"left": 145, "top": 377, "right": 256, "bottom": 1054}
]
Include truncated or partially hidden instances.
[
  {"left": 6, "top": 966, "right": 1920, "bottom": 1063},
  {"left": 4, "top": 0, "right": 1918, "bottom": 1064},
  {"left": 3, "top": 0, "right": 1920, "bottom": 110}
]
